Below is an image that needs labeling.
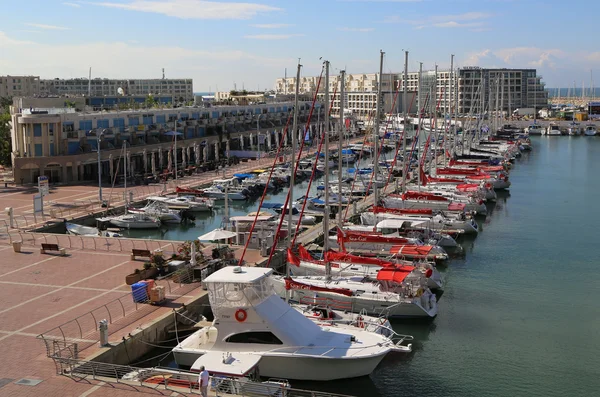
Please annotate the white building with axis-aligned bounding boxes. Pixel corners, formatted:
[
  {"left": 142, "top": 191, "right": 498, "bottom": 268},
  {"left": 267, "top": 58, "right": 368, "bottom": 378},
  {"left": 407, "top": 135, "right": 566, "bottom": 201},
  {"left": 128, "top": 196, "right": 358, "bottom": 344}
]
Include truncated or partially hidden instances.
[
  {"left": 0, "top": 75, "right": 41, "bottom": 98},
  {"left": 40, "top": 78, "right": 194, "bottom": 102},
  {"left": 275, "top": 67, "right": 548, "bottom": 116}
]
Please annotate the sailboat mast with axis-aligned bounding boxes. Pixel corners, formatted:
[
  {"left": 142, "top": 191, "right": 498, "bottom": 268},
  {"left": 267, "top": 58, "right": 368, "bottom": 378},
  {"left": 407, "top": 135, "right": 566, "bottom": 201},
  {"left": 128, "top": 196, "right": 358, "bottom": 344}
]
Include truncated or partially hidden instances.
[
  {"left": 338, "top": 69, "right": 345, "bottom": 226},
  {"left": 447, "top": 54, "right": 454, "bottom": 167},
  {"left": 123, "top": 141, "right": 127, "bottom": 214},
  {"left": 373, "top": 50, "right": 384, "bottom": 205},
  {"left": 174, "top": 120, "right": 178, "bottom": 181},
  {"left": 433, "top": 64, "right": 438, "bottom": 172},
  {"left": 323, "top": 60, "right": 331, "bottom": 279},
  {"left": 401, "top": 50, "right": 408, "bottom": 193},
  {"left": 417, "top": 62, "right": 422, "bottom": 186},
  {"left": 288, "top": 61, "right": 301, "bottom": 246}
]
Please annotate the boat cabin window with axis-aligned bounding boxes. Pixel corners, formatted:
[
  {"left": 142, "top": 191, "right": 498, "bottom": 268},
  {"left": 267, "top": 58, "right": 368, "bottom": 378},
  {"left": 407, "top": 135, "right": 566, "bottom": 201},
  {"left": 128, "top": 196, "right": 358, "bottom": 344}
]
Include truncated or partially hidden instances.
[
  {"left": 206, "top": 278, "right": 274, "bottom": 318},
  {"left": 225, "top": 332, "right": 283, "bottom": 345}
]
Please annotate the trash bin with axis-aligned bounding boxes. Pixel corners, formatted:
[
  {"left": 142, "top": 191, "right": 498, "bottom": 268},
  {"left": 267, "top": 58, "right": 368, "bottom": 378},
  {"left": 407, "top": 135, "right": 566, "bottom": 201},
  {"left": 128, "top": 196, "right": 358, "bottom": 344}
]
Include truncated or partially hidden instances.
[{"left": 12, "top": 241, "right": 22, "bottom": 253}]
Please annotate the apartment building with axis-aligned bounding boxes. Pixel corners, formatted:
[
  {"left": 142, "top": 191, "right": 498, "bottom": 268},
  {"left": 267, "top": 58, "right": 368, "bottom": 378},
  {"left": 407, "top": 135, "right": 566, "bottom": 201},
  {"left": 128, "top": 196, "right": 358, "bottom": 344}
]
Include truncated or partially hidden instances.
[
  {"left": 275, "top": 67, "right": 548, "bottom": 116},
  {"left": 0, "top": 75, "right": 41, "bottom": 98}
]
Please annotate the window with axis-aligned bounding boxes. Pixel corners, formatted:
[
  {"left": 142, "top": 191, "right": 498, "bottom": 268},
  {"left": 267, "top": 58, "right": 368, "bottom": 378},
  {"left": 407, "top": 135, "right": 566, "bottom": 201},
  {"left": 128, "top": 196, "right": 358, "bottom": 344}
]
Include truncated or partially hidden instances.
[
  {"left": 34, "top": 144, "right": 43, "bottom": 157},
  {"left": 97, "top": 119, "right": 109, "bottom": 129},
  {"left": 49, "top": 143, "right": 55, "bottom": 156},
  {"left": 225, "top": 332, "right": 283, "bottom": 345},
  {"left": 33, "top": 124, "right": 42, "bottom": 137},
  {"left": 49, "top": 124, "right": 54, "bottom": 136},
  {"left": 79, "top": 120, "right": 92, "bottom": 131}
]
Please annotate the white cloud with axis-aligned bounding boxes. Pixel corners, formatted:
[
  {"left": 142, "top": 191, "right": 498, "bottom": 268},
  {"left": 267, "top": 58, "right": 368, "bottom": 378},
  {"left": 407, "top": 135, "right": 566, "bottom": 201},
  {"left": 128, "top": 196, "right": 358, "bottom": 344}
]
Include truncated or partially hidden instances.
[
  {"left": 387, "top": 11, "right": 492, "bottom": 30},
  {"left": 244, "top": 34, "right": 305, "bottom": 40},
  {"left": 62, "top": 2, "right": 81, "bottom": 7},
  {"left": 337, "top": 27, "right": 375, "bottom": 32},
  {"left": 24, "top": 23, "right": 70, "bottom": 31},
  {"left": 427, "top": 21, "right": 484, "bottom": 29},
  {"left": 430, "top": 12, "right": 492, "bottom": 22},
  {"left": 91, "top": 0, "right": 281, "bottom": 20},
  {"left": 0, "top": 31, "right": 294, "bottom": 91},
  {"left": 250, "top": 23, "right": 292, "bottom": 29}
]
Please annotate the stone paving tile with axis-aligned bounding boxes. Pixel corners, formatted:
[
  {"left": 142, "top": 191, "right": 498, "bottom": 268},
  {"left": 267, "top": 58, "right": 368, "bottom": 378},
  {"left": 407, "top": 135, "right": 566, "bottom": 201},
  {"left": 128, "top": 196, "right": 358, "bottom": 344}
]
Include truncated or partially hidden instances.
[
  {"left": 22, "top": 291, "right": 130, "bottom": 335},
  {"left": 0, "top": 376, "right": 95, "bottom": 397},
  {"left": 73, "top": 261, "right": 141, "bottom": 290},
  {"left": 0, "top": 284, "right": 56, "bottom": 312},
  {"left": 0, "top": 252, "right": 132, "bottom": 286},
  {"left": 0, "top": 288, "right": 100, "bottom": 332},
  {"left": 0, "top": 249, "right": 62, "bottom": 275}
]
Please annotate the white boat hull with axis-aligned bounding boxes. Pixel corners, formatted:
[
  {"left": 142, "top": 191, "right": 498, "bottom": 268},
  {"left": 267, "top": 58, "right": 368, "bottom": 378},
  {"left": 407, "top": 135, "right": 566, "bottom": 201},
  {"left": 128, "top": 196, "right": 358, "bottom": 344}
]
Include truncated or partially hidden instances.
[
  {"left": 173, "top": 349, "right": 386, "bottom": 381},
  {"left": 109, "top": 219, "right": 161, "bottom": 229}
]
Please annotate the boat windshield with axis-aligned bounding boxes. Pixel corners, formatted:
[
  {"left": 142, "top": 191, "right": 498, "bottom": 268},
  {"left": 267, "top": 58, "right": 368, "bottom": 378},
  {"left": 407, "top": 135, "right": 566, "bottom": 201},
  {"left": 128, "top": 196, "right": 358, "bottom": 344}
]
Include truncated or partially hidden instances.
[{"left": 207, "top": 277, "right": 274, "bottom": 318}]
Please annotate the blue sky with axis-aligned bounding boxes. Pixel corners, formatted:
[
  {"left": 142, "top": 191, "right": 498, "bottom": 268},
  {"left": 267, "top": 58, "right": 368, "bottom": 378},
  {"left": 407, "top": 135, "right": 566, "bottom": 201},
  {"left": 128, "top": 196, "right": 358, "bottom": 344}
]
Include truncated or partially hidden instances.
[{"left": 1, "top": 0, "right": 599, "bottom": 91}]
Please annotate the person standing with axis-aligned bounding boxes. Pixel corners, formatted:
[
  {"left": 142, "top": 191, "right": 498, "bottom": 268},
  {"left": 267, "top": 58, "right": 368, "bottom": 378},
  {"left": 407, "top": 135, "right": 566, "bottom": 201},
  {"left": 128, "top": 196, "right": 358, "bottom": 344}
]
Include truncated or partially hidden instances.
[{"left": 198, "top": 365, "right": 209, "bottom": 397}]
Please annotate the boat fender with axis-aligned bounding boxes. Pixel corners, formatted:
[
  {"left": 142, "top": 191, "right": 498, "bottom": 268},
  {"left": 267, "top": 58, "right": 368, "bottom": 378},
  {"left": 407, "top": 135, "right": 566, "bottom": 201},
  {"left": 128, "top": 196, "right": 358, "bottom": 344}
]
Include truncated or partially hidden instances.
[
  {"left": 234, "top": 308, "right": 247, "bottom": 322},
  {"left": 357, "top": 316, "right": 365, "bottom": 328},
  {"left": 425, "top": 268, "right": 433, "bottom": 278}
]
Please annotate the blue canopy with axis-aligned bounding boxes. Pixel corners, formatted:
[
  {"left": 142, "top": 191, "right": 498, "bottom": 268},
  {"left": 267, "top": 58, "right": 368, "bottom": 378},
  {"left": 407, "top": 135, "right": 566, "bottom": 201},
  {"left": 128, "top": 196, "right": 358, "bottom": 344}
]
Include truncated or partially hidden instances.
[
  {"left": 262, "top": 203, "right": 283, "bottom": 209},
  {"left": 233, "top": 173, "right": 254, "bottom": 179},
  {"left": 341, "top": 149, "right": 353, "bottom": 154},
  {"left": 309, "top": 198, "right": 325, "bottom": 204},
  {"left": 164, "top": 130, "right": 183, "bottom": 136}
]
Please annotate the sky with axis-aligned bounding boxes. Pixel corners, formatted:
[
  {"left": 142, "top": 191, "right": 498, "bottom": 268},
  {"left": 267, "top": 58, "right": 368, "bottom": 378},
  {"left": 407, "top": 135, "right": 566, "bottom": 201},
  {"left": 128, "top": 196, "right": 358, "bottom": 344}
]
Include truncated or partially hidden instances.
[{"left": 1, "top": 0, "right": 599, "bottom": 92}]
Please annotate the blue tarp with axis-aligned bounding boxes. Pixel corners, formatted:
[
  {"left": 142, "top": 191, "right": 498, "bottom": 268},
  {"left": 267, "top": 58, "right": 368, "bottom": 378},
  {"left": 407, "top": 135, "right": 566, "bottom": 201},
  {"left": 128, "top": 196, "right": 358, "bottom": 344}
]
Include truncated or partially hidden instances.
[
  {"left": 233, "top": 173, "right": 254, "bottom": 179},
  {"left": 309, "top": 198, "right": 325, "bottom": 204},
  {"left": 341, "top": 149, "right": 353, "bottom": 154},
  {"left": 262, "top": 203, "right": 283, "bottom": 209}
]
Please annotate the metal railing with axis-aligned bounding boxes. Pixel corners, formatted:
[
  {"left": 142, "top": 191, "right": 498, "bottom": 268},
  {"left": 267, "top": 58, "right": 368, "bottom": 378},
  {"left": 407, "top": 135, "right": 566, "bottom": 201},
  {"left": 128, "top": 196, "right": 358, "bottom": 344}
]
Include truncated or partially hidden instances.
[
  {"left": 48, "top": 356, "right": 353, "bottom": 397},
  {"left": 37, "top": 266, "right": 200, "bottom": 358}
]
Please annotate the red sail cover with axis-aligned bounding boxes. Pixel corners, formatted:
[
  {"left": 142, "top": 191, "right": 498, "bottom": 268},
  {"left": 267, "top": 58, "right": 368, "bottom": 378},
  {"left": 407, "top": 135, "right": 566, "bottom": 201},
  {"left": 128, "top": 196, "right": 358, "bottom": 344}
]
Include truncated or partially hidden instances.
[
  {"left": 447, "top": 203, "right": 466, "bottom": 211},
  {"left": 339, "top": 230, "right": 411, "bottom": 245},
  {"left": 376, "top": 267, "right": 413, "bottom": 284},
  {"left": 402, "top": 191, "right": 450, "bottom": 202},
  {"left": 425, "top": 176, "right": 465, "bottom": 183},
  {"left": 284, "top": 277, "right": 354, "bottom": 297},
  {"left": 175, "top": 186, "right": 204, "bottom": 195},
  {"left": 436, "top": 168, "right": 485, "bottom": 176},
  {"left": 297, "top": 245, "right": 314, "bottom": 261},
  {"left": 287, "top": 248, "right": 300, "bottom": 267},
  {"left": 371, "top": 206, "right": 433, "bottom": 215},
  {"left": 389, "top": 245, "right": 433, "bottom": 258},
  {"left": 456, "top": 183, "right": 480, "bottom": 192},
  {"left": 326, "top": 250, "right": 393, "bottom": 267},
  {"left": 450, "top": 159, "right": 488, "bottom": 166}
]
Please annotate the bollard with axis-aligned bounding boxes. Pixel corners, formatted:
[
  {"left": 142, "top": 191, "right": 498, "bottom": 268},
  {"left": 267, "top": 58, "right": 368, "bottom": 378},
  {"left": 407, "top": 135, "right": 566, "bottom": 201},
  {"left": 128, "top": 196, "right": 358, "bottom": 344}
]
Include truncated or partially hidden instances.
[
  {"left": 4, "top": 207, "right": 14, "bottom": 229},
  {"left": 99, "top": 319, "right": 109, "bottom": 347}
]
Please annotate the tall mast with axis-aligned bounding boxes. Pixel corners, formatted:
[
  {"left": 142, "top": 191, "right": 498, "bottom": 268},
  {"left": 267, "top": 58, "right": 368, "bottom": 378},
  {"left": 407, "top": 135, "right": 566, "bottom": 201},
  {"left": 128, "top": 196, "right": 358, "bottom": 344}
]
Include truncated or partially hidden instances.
[
  {"left": 417, "top": 62, "right": 422, "bottom": 186},
  {"left": 373, "top": 50, "right": 384, "bottom": 205},
  {"left": 433, "top": 64, "right": 438, "bottom": 172},
  {"left": 338, "top": 69, "right": 345, "bottom": 226},
  {"left": 401, "top": 50, "right": 408, "bottom": 193},
  {"left": 323, "top": 60, "right": 331, "bottom": 279},
  {"left": 288, "top": 61, "right": 301, "bottom": 246},
  {"left": 447, "top": 54, "right": 454, "bottom": 167},
  {"left": 123, "top": 142, "right": 127, "bottom": 214}
]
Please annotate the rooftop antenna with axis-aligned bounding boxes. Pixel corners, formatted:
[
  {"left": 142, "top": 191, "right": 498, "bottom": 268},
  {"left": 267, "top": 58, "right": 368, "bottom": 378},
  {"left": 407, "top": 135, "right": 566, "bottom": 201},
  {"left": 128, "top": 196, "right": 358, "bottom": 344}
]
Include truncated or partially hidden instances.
[{"left": 162, "top": 68, "right": 165, "bottom": 79}]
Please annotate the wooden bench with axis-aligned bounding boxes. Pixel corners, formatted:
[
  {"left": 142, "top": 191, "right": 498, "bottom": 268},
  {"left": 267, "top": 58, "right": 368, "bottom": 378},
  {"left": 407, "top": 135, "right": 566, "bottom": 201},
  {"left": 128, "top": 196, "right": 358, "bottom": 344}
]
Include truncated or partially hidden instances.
[
  {"left": 131, "top": 248, "right": 152, "bottom": 261},
  {"left": 40, "top": 243, "right": 66, "bottom": 256}
]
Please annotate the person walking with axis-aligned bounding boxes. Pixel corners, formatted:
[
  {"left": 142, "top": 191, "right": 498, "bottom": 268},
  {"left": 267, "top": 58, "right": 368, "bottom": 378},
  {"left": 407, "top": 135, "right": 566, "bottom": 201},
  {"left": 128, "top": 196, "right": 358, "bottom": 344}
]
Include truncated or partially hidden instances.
[{"left": 198, "top": 365, "right": 209, "bottom": 397}]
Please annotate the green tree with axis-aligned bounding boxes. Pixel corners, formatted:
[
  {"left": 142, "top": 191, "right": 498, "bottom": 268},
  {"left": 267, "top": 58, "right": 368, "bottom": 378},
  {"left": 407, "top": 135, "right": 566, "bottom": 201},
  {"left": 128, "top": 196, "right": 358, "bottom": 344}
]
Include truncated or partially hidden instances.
[{"left": 0, "top": 98, "right": 12, "bottom": 166}]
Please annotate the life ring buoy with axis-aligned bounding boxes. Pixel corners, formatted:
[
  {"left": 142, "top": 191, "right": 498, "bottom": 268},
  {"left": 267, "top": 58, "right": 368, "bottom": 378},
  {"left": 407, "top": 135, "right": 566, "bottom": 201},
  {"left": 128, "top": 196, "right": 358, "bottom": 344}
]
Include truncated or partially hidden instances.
[
  {"left": 235, "top": 309, "right": 247, "bottom": 322},
  {"left": 425, "top": 268, "right": 433, "bottom": 278}
]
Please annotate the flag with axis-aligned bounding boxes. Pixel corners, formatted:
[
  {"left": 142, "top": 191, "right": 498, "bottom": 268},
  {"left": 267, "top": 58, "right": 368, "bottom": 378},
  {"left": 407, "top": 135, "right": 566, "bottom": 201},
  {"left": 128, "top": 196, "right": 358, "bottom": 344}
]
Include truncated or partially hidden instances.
[
  {"left": 287, "top": 248, "right": 300, "bottom": 267},
  {"left": 297, "top": 245, "right": 313, "bottom": 261}
]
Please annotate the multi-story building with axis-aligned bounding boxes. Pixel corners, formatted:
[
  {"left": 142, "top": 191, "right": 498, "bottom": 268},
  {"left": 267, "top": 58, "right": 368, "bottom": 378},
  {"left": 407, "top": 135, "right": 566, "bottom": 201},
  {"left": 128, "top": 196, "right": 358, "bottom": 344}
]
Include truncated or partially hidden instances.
[
  {"left": 9, "top": 97, "right": 321, "bottom": 184},
  {"left": 39, "top": 78, "right": 194, "bottom": 102},
  {"left": 0, "top": 76, "right": 41, "bottom": 98},
  {"left": 275, "top": 67, "right": 548, "bottom": 116}
]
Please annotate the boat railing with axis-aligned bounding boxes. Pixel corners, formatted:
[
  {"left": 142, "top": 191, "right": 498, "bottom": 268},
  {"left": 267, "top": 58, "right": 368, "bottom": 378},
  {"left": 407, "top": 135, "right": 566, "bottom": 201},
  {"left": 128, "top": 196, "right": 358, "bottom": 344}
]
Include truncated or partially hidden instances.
[{"left": 44, "top": 356, "right": 353, "bottom": 397}]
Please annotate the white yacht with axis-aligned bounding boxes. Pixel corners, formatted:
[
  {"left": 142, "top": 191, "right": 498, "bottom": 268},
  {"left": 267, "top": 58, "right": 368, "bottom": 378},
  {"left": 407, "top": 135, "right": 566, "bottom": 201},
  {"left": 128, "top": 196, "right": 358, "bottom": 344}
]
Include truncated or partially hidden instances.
[
  {"left": 147, "top": 195, "right": 214, "bottom": 212},
  {"left": 383, "top": 191, "right": 488, "bottom": 216},
  {"left": 584, "top": 124, "right": 597, "bottom": 136},
  {"left": 173, "top": 266, "right": 392, "bottom": 380},
  {"left": 272, "top": 270, "right": 438, "bottom": 319},
  {"left": 128, "top": 201, "right": 182, "bottom": 224},
  {"left": 97, "top": 213, "right": 161, "bottom": 229},
  {"left": 525, "top": 124, "right": 544, "bottom": 135},
  {"left": 203, "top": 179, "right": 248, "bottom": 200},
  {"left": 65, "top": 222, "right": 122, "bottom": 237},
  {"left": 361, "top": 209, "right": 479, "bottom": 235},
  {"left": 545, "top": 123, "right": 562, "bottom": 136}
]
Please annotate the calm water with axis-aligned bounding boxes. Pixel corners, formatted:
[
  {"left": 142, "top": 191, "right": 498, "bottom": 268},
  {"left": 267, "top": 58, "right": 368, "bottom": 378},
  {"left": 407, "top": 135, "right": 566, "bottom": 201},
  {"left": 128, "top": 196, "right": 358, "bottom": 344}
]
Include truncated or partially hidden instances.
[{"left": 146, "top": 137, "right": 600, "bottom": 396}]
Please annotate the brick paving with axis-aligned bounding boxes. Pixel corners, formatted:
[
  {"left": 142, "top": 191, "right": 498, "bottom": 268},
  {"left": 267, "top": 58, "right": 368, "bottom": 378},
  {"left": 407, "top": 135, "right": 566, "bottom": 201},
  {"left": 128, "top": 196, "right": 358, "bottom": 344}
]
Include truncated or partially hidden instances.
[{"left": 0, "top": 241, "right": 213, "bottom": 396}]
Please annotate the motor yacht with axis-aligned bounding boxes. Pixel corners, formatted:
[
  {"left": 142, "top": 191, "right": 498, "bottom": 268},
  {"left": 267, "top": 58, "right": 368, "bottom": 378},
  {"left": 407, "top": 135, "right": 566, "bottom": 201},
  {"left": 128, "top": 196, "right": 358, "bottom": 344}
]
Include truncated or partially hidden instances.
[{"left": 172, "top": 266, "right": 393, "bottom": 380}]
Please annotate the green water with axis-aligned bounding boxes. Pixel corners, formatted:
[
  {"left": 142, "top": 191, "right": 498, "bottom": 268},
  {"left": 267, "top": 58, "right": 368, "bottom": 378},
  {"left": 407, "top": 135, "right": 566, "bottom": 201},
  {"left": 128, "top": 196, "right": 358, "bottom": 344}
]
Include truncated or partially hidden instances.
[
  {"left": 145, "top": 137, "right": 600, "bottom": 396},
  {"left": 299, "top": 137, "right": 600, "bottom": 396}
]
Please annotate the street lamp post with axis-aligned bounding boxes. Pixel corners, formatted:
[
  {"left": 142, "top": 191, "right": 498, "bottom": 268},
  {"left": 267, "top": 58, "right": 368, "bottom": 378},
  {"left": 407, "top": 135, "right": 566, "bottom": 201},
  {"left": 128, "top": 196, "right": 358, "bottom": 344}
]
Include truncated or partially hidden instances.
[{"left": 96, "top": 129, "right": 105, "bottom": 203}]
